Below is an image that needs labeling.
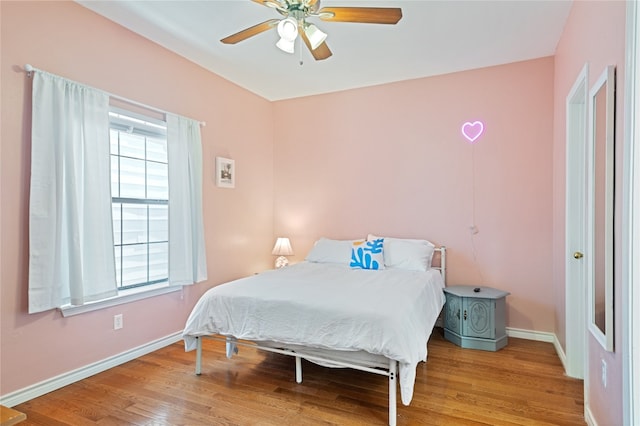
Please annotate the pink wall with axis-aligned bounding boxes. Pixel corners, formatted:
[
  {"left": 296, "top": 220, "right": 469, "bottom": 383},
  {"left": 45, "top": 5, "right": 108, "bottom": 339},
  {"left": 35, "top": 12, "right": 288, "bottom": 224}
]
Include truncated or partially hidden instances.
[
  {"left": 273, "top": 57, "right": 556, "bottom": 333},
  {"left": 1, "top": 3, "right": 627, "bottom": 423},
  {"left": 0, "top": 1, "right": 274, "bottom": 396},
  {"left": 553, "top": 1, "right": 626, "bottom": 425}
]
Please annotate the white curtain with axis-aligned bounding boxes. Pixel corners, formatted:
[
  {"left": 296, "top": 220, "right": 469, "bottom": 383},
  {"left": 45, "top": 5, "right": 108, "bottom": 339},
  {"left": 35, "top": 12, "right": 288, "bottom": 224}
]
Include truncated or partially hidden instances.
[
  {"left": 167, "top": 114, "right": 207, "bottom": 285},
  {"left": 29, "top": 71, "right": 117, "bottom": 313}
]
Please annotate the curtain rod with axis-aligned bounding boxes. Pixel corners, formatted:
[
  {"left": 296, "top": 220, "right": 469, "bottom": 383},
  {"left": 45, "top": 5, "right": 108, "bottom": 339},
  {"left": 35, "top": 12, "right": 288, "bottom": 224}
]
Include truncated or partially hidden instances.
[{"left": 24, "top": 64, "right": 206, "bottom": 127}]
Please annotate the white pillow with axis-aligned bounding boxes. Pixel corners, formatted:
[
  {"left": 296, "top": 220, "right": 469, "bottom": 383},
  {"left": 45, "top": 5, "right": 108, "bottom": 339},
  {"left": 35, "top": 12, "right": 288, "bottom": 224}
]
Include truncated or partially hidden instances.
[
  {"left": 305, "top": 238, "right": 353, "bottom": 264},
  {"left": 367, "top": 234, "right": 435, "bottom": 271}
]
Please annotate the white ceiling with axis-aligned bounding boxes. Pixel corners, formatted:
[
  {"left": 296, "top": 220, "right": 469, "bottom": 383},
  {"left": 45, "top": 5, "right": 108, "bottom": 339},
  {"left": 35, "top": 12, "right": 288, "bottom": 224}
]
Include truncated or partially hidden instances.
[{"left": 76, "top": 0, "right": 573, "bottom": 101}]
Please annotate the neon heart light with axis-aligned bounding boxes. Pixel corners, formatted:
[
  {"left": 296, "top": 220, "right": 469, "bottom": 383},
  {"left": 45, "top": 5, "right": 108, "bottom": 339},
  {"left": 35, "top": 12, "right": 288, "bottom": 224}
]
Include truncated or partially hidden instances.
[{"left": 461, "top": 121, "right": 485, "bottom": 144}]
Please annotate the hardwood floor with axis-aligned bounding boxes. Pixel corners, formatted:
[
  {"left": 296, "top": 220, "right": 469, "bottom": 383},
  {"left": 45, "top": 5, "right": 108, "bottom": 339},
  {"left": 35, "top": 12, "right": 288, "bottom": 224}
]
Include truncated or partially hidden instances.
[{"left": 14, "top": 329, "right": 584, "bottom": 425}]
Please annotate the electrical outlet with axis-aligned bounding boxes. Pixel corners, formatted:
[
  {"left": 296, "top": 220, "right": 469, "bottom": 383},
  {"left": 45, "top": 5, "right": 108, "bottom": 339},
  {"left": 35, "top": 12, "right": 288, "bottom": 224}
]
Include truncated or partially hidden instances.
[
  {"left": 601, "top": 359, "right": 607, "bottom": 388},
  {"left": 114, "top": 314, "right": 123, "bottom": 330}
]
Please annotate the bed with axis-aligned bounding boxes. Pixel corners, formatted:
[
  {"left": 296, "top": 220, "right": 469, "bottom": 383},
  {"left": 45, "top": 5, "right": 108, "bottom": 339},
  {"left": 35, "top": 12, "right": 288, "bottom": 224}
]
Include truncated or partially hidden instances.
[{"left": 183, "top": 236, "right": 446, "bottom": 426}]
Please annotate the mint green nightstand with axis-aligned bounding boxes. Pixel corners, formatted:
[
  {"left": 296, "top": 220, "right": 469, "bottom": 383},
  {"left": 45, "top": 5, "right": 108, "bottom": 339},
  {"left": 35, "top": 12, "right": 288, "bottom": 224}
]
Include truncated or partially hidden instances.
[{"left": 443, "top": 285, "right": 510, "bottom": 351}]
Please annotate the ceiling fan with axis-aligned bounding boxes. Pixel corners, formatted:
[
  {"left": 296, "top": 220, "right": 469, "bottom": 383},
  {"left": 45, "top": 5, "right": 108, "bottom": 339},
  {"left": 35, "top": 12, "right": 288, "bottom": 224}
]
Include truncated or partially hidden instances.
[{"left": 221, "top": 0, "right": 402, "bottom": 61}]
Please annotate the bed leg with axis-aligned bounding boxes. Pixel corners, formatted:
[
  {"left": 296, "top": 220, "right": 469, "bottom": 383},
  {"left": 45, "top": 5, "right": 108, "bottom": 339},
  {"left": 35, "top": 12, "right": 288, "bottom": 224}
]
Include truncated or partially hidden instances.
[
  {"left": 195, "top": 337, "right": 202, "bottom": 376},
  {"left": 295, "top": 356, "right": 303, "bottom": 383},
  {"left": 389, "top": 360, "right": 397, "bottom": 426},
  {"left": 225, "top": 337, "right": 238, "bottom": 359}
]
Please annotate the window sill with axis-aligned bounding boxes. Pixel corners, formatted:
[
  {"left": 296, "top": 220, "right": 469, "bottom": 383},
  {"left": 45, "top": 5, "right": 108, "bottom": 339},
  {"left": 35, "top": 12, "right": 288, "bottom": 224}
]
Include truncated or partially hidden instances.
[{"left": 59, "top": 283, "right": 181, "bottom": 317}]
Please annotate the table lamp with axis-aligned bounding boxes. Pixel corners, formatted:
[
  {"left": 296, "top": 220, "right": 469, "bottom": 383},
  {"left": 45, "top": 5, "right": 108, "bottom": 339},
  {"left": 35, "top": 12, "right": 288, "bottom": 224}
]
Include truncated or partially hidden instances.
[{"left": 272, "top": 237, "right": 293, "bottom": 268}]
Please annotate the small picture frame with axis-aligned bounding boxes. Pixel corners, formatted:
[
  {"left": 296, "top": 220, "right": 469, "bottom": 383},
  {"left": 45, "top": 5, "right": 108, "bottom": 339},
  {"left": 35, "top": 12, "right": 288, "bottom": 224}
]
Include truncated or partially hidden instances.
[{"left": 215, "top": 157, "right": 235, "bottom": 188}]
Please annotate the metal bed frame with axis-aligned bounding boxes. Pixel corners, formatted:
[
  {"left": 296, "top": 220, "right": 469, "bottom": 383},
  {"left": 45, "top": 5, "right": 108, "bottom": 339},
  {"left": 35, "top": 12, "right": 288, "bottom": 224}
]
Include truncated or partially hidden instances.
[{"left": 193, "top": 246, "right": 446, "bottom": 426}]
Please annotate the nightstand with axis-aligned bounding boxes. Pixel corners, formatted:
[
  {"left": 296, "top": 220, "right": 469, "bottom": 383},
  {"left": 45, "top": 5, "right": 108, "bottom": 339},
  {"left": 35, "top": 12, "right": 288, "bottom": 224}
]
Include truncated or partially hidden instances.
[{"left": 443, "top": 285, "right": 510, "bottom": 351}]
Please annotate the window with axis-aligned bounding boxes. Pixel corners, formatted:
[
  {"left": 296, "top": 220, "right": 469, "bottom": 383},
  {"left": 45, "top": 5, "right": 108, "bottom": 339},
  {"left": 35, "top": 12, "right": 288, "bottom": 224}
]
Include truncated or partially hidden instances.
[
  {"left": 109, "top": 108, "right": 169, "bottom": 290},
  {"left": 29, "top": 68, "right": 206, "bottom": 316}
]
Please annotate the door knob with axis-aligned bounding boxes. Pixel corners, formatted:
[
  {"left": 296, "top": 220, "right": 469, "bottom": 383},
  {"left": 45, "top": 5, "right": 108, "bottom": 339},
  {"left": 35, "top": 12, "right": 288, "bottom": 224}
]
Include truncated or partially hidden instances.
[{"left": 573, "top": 251, "right": 584, "bottom": 259}]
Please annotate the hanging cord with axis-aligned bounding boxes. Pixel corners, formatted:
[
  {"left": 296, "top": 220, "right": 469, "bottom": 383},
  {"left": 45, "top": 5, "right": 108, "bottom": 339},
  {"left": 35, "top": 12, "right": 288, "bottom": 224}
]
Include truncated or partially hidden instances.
[
  {"left": 469, "top": 144, "right": 485, "bottom": 284},
  {"left": 471, "top": 143, "right": 477, "bottom": 230},
  {"left": 299, "top": 36, "right": 304, "bottom": 66}
]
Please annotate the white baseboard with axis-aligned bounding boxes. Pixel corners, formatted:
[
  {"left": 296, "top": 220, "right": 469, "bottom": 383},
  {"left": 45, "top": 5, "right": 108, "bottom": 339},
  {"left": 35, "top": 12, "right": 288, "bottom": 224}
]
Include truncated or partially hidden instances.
[
  {"left": 507, "top": 327, "right": 571, "bottom": 374},
  {"left": 0, "top": 332, "right": 183, "bottom": 407},
  {"left": 553, "top": 337, "right": 569, "bottom": 373},
  {"left": 506, "top": 326, "right": 556, "bottom": 342},
  {"left": 585, "top": 405, "right": 597, "bottom": 426},
  {"left": 507, "top": 327, "right": 569, "bottom": 360}
]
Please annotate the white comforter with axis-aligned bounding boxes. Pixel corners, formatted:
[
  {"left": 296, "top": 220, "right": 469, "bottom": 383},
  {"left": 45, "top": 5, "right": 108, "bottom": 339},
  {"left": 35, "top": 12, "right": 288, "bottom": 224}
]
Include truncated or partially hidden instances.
[{"left": 182, "top": 262, "right": 445, "bottom": 405}]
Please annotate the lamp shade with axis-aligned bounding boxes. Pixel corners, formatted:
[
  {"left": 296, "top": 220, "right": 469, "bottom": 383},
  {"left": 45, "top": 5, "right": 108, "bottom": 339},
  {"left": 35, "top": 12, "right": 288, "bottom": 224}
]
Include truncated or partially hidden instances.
[
  {"left": 276, "top": 18, "right": 298, "bottom": 54},
  {"left": 276, "top": 38, "right": 295, "bottom": 54},
  {"left": 272, "top": 237, "right": 294, "bottom": 256},
  {"left": 277, "top": 18, "right": 298, "bottom": 41},
  {"left": 304, "top": 23, "right": 327, "bottom": 50}
]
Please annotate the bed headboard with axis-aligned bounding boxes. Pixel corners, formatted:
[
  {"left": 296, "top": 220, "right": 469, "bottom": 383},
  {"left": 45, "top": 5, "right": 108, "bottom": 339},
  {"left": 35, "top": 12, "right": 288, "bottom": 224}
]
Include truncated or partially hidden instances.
[{"left": 433, "top": 246, "right": 447, "bottom": 285}]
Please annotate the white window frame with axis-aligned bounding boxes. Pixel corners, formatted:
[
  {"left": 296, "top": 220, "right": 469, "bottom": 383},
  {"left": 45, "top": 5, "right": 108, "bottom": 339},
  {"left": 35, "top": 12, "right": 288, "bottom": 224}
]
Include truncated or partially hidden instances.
[
  {"left": 59, "top": 283, "right": 180, "bottom": 317},
  {"left": 59, "top": 107, "right": 179, "bottom": 317},
  {"left": 110, "top": 107, "right": 169, "bottom": 290}
]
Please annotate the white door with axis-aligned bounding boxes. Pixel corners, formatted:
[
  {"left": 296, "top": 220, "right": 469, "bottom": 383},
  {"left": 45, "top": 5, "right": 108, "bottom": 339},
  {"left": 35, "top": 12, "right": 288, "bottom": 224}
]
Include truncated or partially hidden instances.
[{"left": 564, "top": 64, "right": 589, "bottom": 379}]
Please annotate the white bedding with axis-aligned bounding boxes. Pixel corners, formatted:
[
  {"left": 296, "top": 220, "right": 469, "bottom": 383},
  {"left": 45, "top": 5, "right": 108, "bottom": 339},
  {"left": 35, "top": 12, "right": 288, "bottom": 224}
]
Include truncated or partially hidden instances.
[{"left": 182, "top": 261, "right": 445, "bottom": 405}]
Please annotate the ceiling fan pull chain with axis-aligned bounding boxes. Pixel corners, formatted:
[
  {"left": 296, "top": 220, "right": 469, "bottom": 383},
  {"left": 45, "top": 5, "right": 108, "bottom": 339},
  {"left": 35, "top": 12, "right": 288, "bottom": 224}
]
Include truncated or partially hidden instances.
[{"left": 299, "top": 35, "right": 304, "bottom": 66}]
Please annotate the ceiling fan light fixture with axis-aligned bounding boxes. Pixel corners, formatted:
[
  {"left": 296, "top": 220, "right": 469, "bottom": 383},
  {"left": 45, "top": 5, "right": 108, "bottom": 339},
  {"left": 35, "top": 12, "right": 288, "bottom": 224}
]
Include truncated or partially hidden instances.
[
  {"left": 276, "top": 17, "right": 298, "bottom": 53},
  {"left": 276, "top": 37, "right": 296, "bottom": 53},
  {"left": 304, "top": 23, "right": 327, "bottom": 50},
  {"left": 221, "top": 2, "right": 402, "bottom": 61},
  {"left": 277, "top": 17, "right": 298, "bottom": 41}
]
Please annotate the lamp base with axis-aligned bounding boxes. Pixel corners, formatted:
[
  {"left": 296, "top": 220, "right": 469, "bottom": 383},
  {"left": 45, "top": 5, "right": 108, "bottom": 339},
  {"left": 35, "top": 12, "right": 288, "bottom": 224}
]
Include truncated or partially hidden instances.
[{"left": 275, "top": 256, "right": 289, "bottom": 269}]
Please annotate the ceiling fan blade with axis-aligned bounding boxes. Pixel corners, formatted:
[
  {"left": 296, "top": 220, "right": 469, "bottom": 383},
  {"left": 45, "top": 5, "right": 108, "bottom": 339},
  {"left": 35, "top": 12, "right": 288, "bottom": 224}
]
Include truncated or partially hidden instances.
[
  {"left": 300, "top": 30, "right": 332, "bottom": 60},
  {"left": 318, "top": 7, "right": 402, "bottom": 24},
  {"left": 220, "top": 19, "right": 280, "bottom": 44}
]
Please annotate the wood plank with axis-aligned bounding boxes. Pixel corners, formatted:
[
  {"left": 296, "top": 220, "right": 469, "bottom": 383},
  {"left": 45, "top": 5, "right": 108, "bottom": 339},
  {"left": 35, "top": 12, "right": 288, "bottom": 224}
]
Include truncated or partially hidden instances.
[
  {"left": 13, "top": 329, "right": 584, "bottom": 425},
  {"left": 0, "top": 406, "right": 26, "bottom": 426}
]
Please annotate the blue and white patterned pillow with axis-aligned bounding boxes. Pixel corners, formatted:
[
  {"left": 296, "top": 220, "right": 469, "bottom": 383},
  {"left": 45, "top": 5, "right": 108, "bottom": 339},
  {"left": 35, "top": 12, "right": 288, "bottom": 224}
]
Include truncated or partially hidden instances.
[{"left": 350, "top": 239, "right": 384, "bottom": 270}]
